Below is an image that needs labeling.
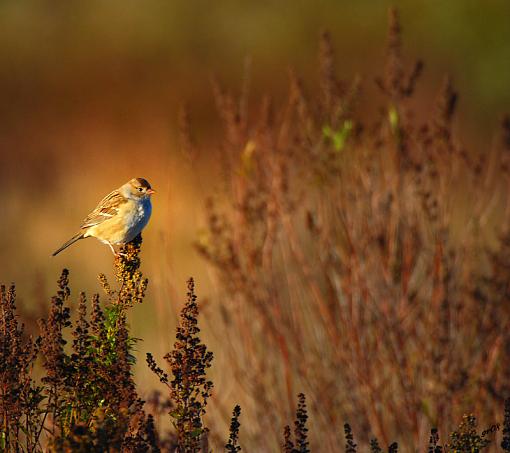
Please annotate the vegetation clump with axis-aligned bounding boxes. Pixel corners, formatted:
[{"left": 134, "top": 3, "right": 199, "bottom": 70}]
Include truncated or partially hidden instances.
[
  {"left": 147, "top": 277, "right": 213, "bottom": 452},
  {"left": 193, "top": 7, "right": 510, "bottom": 450}
]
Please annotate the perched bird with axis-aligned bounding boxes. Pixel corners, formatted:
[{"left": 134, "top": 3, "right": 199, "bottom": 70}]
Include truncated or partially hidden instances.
[{"left": 52, "top": 177, "right": 155, "bottom": 256}]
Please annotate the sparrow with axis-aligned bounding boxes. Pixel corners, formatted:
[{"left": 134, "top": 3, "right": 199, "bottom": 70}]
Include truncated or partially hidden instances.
[{"left": 52, "top": 177, "right": 155, "bottom": 256}]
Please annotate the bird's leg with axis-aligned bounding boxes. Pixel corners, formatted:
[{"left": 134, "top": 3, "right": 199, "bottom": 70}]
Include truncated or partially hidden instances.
[
  {"left": 107, "top": 242, "right": 118, "bottom": 256},
  {"left": 109, "top": 241, "right": 129, "bottom": 258}
]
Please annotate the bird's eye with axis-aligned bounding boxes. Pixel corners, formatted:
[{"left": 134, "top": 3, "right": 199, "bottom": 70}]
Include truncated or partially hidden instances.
[{"left": 138, "top": 187, "right": 143, "bottom": 192}]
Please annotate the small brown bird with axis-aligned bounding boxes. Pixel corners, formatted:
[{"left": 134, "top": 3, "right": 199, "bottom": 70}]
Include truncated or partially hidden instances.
[{"left": 52, "top": 178, "right": 155, "bottom": 256}]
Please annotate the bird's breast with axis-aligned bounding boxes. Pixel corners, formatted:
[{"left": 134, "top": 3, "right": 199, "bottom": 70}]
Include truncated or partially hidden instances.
[{"left": 118, "top": 199, "right": 152, "bottom": 242}]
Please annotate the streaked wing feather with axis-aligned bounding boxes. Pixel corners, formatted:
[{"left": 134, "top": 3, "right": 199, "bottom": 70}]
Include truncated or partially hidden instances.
[{"left": 80, "top": 190, "right": 126, "bottom": 229}]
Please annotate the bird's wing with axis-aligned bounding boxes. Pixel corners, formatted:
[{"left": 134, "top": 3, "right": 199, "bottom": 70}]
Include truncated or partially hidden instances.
[{"left": 80, "top": 189, "right": 128, "bottom": 229}]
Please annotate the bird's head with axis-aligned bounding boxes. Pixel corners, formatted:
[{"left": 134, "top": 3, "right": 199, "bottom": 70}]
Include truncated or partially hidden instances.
[{"left": 123, "top": 177, "right": 156, "bottom": 200}]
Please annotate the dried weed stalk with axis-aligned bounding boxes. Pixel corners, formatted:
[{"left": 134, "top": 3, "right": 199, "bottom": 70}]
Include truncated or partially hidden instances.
[
  {"left": 147, "top": 278, "right": 213, "bottom": 453},
  {"left": 194, "top": 9, "right": 510, "bottom": 451}
]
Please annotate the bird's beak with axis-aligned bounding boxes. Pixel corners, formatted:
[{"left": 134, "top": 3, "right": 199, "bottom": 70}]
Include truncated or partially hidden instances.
[{"left": 147, "top": 188, "right": 156, "bottom": 195}]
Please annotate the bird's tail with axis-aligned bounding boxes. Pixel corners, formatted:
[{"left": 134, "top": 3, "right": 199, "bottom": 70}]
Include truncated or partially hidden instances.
[{"left": 52, "top": 233, "right": 84, "bottom": 256}]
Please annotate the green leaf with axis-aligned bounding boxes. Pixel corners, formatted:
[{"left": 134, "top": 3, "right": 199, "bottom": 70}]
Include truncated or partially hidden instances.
[
  {"left": 388, "top": 105, "right": 399, "bottom": 131},
  {"left": 322, "top": 120, "right": 354, "bottom": 151},
  {"left": 190, "top": 428, "right": 203, "bottom": 437},
  {"left": 170, "top": 409, "right": 183, "bottom": 419}
]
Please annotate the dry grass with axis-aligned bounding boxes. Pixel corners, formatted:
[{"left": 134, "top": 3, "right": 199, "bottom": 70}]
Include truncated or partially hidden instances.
[{"left": 194, "top": 9, "right": 510, "bottom": 451}]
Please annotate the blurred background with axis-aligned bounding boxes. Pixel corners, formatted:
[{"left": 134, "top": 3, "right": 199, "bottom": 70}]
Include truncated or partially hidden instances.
[{"left": 1, "top": 0, "right": 510, "bottom": 448}]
